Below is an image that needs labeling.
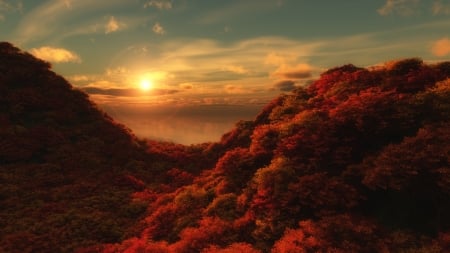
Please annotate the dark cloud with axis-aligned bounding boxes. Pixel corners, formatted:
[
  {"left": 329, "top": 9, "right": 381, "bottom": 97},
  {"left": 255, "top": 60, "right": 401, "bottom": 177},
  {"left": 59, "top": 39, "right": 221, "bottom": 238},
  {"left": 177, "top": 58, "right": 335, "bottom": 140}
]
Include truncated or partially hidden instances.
[
  {"left": 82, "top": 87, "right": 179, "bottom": 96},
  {"left": 281, "top": 70, "right": 312, "bottom": 79},
  {"left": 274, "top": 80, "right": 296, "bottom": 91},
  {"left": 272, "top": 64, "right": 313, "bottom": 79}
]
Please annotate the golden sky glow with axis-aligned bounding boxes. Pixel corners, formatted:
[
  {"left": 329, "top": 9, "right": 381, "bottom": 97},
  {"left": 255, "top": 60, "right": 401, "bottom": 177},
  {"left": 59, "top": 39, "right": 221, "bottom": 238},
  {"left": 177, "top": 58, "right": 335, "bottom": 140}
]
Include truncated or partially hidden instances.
[
  {"left": 2, "top": 0, "right": 450, "bottom": 143},
  {"left": 139, "top": 79, "right": 153, "bottom": 91}
]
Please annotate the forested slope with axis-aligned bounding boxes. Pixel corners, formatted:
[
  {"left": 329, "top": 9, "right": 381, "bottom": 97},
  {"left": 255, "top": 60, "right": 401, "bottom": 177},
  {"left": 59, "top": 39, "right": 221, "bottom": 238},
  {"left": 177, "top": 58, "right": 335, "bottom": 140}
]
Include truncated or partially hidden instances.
[
  {"left": 1, "top": 42, "right": 449, "bottom": 252},
  {"left": 100, "top": 58, "right": 450, "bottom": 253}
]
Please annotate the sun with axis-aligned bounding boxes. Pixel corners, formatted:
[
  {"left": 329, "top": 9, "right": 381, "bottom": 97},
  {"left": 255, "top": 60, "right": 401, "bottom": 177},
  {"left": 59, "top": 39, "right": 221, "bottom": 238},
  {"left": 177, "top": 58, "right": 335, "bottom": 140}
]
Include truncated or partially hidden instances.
[{"left": 139, "top": 79, "right": 153, "bottom": 91}]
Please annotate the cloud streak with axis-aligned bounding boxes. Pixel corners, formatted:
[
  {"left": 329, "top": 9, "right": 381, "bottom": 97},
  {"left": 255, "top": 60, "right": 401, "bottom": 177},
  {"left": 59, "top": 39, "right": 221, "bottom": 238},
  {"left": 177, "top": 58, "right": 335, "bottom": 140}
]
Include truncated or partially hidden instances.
[
  {"left": 82, "top": 86, "right": 179, "bottom": 97},
  {"left": 30, "top": 46, "right": 81, "bottom": 63},
  {"left": 12, "top": 0, "right": 130, "bottom": 44}
]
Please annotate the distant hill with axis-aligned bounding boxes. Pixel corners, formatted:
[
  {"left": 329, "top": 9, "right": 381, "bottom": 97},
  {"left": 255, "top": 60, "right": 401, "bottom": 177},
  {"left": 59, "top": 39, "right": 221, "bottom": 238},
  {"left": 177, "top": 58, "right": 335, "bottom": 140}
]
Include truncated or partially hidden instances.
[{"left": 1, "top": 42, "right": 449, "bottom": 252}]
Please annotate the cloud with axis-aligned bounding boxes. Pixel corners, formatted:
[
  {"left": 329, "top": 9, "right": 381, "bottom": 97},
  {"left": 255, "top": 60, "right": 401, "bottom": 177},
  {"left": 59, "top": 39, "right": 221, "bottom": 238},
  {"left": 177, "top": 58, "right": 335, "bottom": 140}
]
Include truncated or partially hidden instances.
[
  {"left": 144, "top": 0, "right": 172, "bottom": 10},
  {"left": 82, "top": 86, "right": 179, "bottom": 97},
  {"left": 431, "top": 37, "right": 450, "bottom": 56},
  {"left": 30, "top": 46, "right": 81, "bottom": 63},
  {"left": 63, "top": 0, "right": 72, "bottom": 9},
  {"left": 274, "top": 80, "right": 296, "bottom": 91},
  {"left": 224, "top": 85, "right": 250, "bottom": 94},
  {"left": 12, "top": 0, "right": 130, "bottom": 44},
  {"left": 223, "top": 65, "right": 249, "bottom": 74},
  {"left": 105, "top": 16, "right": 124, "bottom": 34},
  {"left": 152, "top": 22, "right": 165, "bottom": 35},
  {"left": 377, "top": 0, "right": 419, "bottom": 16},
  {"left": 179, "top": 83, "right": 194, "bottom": 90},
  {"left": 432, "top": 0, "right": 450, "bottom": 15},
  {"left": 67, "top": 74, "right": 91, "bottom": 82},
  {"left": 272, "top": 63, "right": 312, "bottom": 79}
]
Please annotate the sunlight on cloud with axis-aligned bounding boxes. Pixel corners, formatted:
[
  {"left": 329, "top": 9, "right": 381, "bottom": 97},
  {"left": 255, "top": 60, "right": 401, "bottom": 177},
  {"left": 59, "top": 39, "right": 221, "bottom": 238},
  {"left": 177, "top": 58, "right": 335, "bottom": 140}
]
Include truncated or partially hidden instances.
[
  {"left": 224, "top": 85, "right": 250, "bottom": 94},
  {"left": 432, "top": 37, "right": 450, "bottom": 56},
  {"left": 222, "top": 65, "right": 249, "bottom": 74},
  {"left": 30, "top": 46, "right": 81, "bottom": 63},
  {"left": 63, "top": 0, "right": 72, "bottom": 9},
  {"left": 152, "top": 22, "right": 165, "bottom": 35},
  {"left": 105, "top": 16, "right": 123, "bottom": 34},
  {"left": 377, "top": 0, "right": 419, "bottom": 16},
  {"left": 68, "top": 74, "right": 91, "bottom": 82}
]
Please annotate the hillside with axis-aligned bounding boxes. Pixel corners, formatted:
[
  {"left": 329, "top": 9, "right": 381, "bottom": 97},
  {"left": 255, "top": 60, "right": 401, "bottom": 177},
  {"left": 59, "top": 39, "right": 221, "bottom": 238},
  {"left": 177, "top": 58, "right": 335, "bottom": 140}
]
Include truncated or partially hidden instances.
[
  {"left": 0, "top": 42, "right": 182, "bottom": 252},
  {"left": 1, "top": 42, "right": 450, "bottom": 252},
  {"left": 97, "top": 59, "right": 450, "bottom": 252}
]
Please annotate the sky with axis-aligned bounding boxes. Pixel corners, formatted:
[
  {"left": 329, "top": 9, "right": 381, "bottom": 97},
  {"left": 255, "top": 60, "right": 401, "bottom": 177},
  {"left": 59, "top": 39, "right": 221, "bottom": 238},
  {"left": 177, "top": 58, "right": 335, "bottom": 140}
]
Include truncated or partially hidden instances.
[{"left": 1, "top": 0, "right": 450, "bottom": 144}]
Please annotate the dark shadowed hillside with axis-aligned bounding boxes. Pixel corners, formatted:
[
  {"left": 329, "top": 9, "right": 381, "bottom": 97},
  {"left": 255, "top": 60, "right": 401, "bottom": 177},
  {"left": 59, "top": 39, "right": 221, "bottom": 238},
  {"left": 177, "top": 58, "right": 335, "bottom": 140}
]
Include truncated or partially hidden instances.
[
  {"left": 1, "top": 42, "right": 449, "bottom": 252},
  {"left": 0, "top": 42, "right": 183, "bottom": 252}
]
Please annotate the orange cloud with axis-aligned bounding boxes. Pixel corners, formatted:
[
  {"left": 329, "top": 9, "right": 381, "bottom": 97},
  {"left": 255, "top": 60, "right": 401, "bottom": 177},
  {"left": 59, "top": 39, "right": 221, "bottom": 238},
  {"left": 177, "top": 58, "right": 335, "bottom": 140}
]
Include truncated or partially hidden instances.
[
  {"left": 432, "top": 37, "right": 450, "bottom": 56},
  {"left": 224, "top": 85, "right": 249, "bottom": 94},
  {"left": 30, "top": 46, "right": 81, "bottom": 63},
  {"left": 223, "top": 65, "right": 249, "bottom": 74},
  {"left": 180, "top": 83, "right": 194, "bottom": 89}
]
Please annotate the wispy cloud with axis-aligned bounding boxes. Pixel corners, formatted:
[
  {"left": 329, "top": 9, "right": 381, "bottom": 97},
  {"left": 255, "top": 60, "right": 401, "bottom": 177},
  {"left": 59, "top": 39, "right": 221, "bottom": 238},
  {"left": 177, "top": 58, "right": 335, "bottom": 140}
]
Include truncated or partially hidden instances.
[
  {"left": 432, "top": 0, "right": 450, "bottom": 15},
  {"left": 222, "top": 65, "right": 249, "bottom": 74},
  {"left": 30, "top": 46, "right": 81, "bottom": 63},
  {"left": 12, "top": 0, "right": 130, "bottom": 44},
  {"left": 152, "top": 22, "right": 165, "bottom": 35},
  {"left": 377, "top": 0, "right": 419, "bottom": 16},
  {"left": 143, "top": 0, "right": 172, "bottom": 10},
  {"left": 0, "top": 0, "right": 22, "bottom": 21},
  {"left": 431, "top": 37, "right": 450, "bottom": 56}
]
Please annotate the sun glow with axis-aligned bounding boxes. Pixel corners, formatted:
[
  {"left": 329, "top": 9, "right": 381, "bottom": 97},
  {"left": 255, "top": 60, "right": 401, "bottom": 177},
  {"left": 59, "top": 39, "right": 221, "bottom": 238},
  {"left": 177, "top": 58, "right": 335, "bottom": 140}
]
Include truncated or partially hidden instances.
[{"left": 139, "top": 79, "right": 153, "bottom": 91}]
